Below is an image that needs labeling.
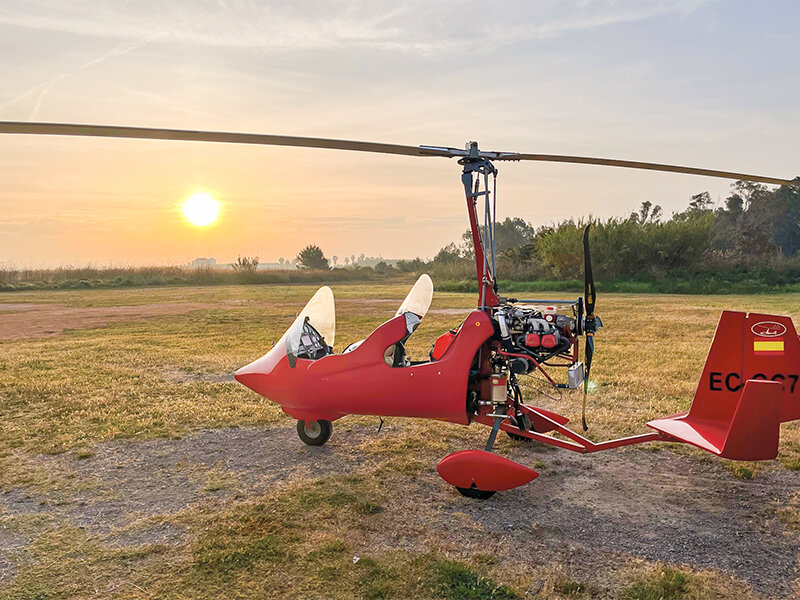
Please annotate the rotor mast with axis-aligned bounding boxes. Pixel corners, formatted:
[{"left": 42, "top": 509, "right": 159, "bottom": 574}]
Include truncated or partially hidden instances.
[{"left": 459, "top": 142, "right": 500, "bottom": 309}]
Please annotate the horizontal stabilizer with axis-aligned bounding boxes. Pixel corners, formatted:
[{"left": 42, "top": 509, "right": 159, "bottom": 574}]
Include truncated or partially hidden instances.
[{"left": 648, "top": 379, "right": 782, "bottom": 460}]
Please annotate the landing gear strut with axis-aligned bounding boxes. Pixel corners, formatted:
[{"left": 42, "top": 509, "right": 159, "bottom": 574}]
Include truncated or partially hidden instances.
[{"left": 296, "top": 419, "right": 332, "bottom": 446}]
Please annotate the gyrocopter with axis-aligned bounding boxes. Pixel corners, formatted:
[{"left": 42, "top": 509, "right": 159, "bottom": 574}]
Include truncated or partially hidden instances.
[{"left": 1, "top": 121, "right": 798, "bottom": 499}]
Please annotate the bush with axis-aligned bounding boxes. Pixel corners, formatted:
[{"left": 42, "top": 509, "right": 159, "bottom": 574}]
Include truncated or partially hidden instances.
[{"left": 0, "top": 264, "right": 385, "bottom": 292}]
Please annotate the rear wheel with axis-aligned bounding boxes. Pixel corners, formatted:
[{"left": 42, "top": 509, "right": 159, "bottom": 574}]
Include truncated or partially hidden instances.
[
  {"left": 506, "top": 413, "right": 533, "bottom": 442},
  {"left": 296, "top": 419, "right": 332, "bottom": 446},
  {"left": 456, "top": 485, "right": 496, "bottom": 500}
]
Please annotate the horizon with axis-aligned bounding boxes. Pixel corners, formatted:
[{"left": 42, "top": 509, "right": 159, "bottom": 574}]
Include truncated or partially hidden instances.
[{"left": 1, "top": 1, "right": 798, "bottom": 267}]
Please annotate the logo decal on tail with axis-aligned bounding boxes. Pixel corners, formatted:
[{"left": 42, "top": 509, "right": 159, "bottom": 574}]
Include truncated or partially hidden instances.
[{"left": 751, "top": 321, "right": 787, "bottom": 337}]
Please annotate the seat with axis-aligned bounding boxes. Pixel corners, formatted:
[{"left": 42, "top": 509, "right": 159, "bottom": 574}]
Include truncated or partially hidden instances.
[{"left": 342, "top": 274, "right": 433, "bottom": 367}]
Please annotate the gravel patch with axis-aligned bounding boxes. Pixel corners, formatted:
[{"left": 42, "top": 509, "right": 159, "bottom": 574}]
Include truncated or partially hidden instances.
[
  {"left": 435, "top": 445, "right": 800, "bottom": 596},
  {"left": 0, "top": 427, "right": 371, "bottom": 541}
]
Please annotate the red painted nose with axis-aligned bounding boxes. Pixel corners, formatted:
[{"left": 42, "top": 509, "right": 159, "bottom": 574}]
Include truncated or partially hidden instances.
[
  {"left": 234, "top": 356, "right": 273, "bottom": 393},
  {"left": 233, "top": 367, "right": 261, "bottom": 392},
  {"left": 234, "top": 345, "right": 285, "bottom": 397}
]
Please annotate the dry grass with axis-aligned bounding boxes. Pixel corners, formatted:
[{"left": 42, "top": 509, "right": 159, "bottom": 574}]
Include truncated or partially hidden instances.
[
  {"left": 0, "top": 472, "right": 522, "bottom": 600},
  {"left": 1, "top": 283, "right": 799, "bottom": 598},
  {"left": 3, "top": 284, "right": 798, "bottom": 462}
]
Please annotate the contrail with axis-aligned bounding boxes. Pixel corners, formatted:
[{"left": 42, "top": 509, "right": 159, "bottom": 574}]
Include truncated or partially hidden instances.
[{"left": 0, "top": 39, "right": 145, "bottom": 117}]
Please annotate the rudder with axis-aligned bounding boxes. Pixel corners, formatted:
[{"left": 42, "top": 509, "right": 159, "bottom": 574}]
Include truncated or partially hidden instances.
[{"left": 689, "top": 310, "right": 798, "bottom": 424}]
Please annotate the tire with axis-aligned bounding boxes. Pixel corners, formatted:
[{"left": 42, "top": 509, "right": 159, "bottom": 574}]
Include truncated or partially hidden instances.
[
  {"left": 506, "top": 414, "right": 533, "bottom": 442},
  {"left": 456, "top": 485, "right": 496, "bottom": 500},
  {"left": 296, "top": 419, "right": 332, "bottom": 446}
]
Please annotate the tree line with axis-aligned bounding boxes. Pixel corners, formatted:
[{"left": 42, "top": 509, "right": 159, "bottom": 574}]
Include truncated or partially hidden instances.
[
  {"left": 255, "top": 179, "right": 800, "bottom": 293},
  {"left": 395, "top": 180, "right": 800, "bottom": 288},
  {"left": 5, "top": 181, "right": 797, "bottom": 293}
]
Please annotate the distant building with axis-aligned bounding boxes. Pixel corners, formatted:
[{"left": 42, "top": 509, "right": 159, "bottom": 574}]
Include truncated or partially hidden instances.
[
  {"left": 334, "top": 256, "right": 399, "bottom": 268},
  {"left": 190, "top": 257, "right": 217, "bottom": 268},
  {"left": 257, "top": 262, "right": 297, "bottom": 270}
]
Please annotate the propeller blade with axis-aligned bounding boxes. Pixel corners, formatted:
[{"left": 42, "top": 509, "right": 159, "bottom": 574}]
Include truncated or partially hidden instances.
[
  {"left": 0, "top": 121, "right": 444, "bottom": 158},
  {"left": 582, "top": 334, "right": 594, "bottom": 432},
  {"left": 0, "top": 121, "right": 796, "bottom": 186},
  {"left": 583, "top": 225, "right": 595, "bottom": 319},
  {"left": 509, "top": 153, "right": 796, "bottom": 187},
  {"left": 582, "top": 224, "right": 596, "bottom": 432}
]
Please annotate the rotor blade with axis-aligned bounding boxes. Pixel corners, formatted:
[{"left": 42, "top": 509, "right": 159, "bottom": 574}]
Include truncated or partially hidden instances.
[
  {"left": 507, "top": 152, "right": 796, "bottom": 187},
  {"left": 0, "top": 121, "right": 448, "bottom": 158},
  {"left": 1, "top": 121, "right": 795, "bottom": 186}
]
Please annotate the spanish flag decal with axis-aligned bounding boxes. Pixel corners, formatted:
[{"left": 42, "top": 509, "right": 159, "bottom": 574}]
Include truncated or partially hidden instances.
[{"left": 754, "top": 340, "right": 784, "bottom": 355}]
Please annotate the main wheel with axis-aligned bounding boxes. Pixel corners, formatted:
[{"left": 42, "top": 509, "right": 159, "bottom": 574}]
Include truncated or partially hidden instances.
[
  {"left": 456, "top": 485, "right": 496, "bottom": 500},
  {"left": 506, "top": 413, "right": 533, "bottom": 442},
  {"left": 296, "top": 419, "right": 332, "bottom": 446}
]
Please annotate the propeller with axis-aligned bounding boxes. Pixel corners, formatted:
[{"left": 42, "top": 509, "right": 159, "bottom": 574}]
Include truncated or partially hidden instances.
[
  {"left": 0, "top": 121, "right": 796, "bottom": 186},
  {"left": 581, "top": 224, "right": 597, "bottom": 432}
]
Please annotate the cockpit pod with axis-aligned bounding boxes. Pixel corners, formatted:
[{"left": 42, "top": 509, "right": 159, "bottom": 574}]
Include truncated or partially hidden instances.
[
  {"left": 235, "top": 285, "right": 336, "bottom": 393},
  {"left": 235, "top": 273, "right": 492, "bottom": 430},
  {"left": 284, "top": 286, "right": 336, "bottom": 367}
]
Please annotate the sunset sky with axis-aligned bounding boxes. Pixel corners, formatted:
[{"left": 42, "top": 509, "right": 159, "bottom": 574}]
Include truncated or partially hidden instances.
[{"left": 1, "top": 1, "right": 798, "bottom": 267}]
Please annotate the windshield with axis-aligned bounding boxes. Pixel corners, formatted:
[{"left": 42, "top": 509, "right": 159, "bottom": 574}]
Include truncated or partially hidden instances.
[
  {"left": 396, "top": 274, "right": 433, "bottom": 318},
  {"left": 285, "top": 286, "right": 336, "bottom": 366}
]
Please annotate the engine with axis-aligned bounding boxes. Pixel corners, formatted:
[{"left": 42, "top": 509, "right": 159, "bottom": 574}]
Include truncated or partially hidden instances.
[{"left": 494, "top": 304, "right": 577, "bottom": 373}]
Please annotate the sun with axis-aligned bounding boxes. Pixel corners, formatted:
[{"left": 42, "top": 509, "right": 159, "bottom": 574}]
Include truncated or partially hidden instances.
[{"left": 182, "top": 192, "right": 220, "bottom": 227}]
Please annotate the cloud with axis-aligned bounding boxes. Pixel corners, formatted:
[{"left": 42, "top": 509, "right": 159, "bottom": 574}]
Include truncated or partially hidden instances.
[
  {"left": 0, "top": 1, "right": 707, "bottom": 54},
  {"left": 483, "top": 1, "right": 706, "bottom": 44}
]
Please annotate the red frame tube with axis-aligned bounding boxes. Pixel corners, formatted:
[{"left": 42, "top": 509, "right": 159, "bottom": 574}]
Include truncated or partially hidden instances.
[
  {"left": 474, "top": 404, "right": 665, "bottom": 454},
  {"left": 463, "top": 173, "right": 499, "bottom": 308}
]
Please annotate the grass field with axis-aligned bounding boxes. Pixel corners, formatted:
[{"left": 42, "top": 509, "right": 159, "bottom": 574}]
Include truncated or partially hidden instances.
[{"left": 1, "top": 283, "right": 799, "bottom": 599}]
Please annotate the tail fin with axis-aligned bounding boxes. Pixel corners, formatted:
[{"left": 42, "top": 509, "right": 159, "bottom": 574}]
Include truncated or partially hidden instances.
[{"left": 648, "top": 310, "right": 799, "bottom": 460}]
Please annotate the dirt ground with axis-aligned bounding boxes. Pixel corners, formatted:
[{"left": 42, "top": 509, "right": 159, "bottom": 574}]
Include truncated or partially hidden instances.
[
  {"left": 1, "top": 425, "right": 798, "bottom": 596},
  {"left": 0, "top": 302, "right": 220, "bottom": 339},
  {"left": 0, "top": 298, "right": 467, "bottom": 341}
]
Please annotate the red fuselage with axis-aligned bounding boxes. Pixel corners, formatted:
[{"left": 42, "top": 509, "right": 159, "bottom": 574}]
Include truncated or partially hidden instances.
[{"left": 235, "top": 309, "right": 493, "bottom": 424}]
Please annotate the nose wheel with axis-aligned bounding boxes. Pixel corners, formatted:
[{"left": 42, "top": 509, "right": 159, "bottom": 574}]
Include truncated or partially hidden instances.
[
  {"left": 296, "top": 419, "right": 332, "bottom": 446},
  {"left": 456, "top": 485, "right": 495, "bottom": 500}
]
